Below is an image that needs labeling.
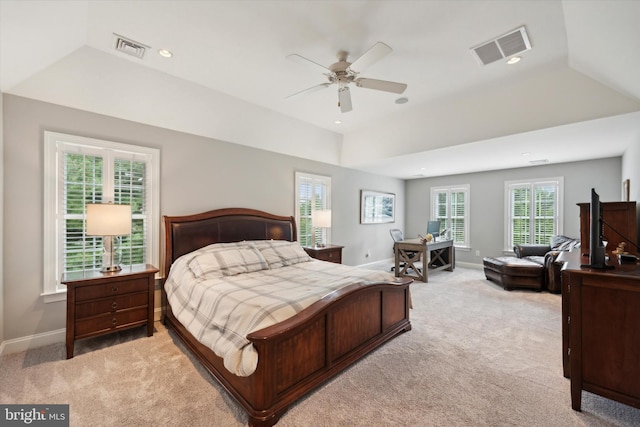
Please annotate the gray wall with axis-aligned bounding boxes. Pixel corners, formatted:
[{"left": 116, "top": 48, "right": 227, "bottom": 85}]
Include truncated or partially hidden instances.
[
  {"left": 622, "top": 138, "right": 640, "bottom": 244},
  {"left": 405, "top": 157, "right": 622, "bottom": 266},
  {"left": 2, "top": 94, "right": 404, "bottom": 341}
]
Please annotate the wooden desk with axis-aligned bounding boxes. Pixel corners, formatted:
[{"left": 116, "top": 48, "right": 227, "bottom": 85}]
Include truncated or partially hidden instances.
[
  {"left": 394, "top": 238, "right": 455, "bottom": 282},
  {"left": 559, "top": 250, "right": 640, "bottom": 411}
]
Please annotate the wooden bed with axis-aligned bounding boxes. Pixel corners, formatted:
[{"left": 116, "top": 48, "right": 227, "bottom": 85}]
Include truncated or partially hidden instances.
[{"left": 161, "top": 208, "right": 412, "bottom": 426}]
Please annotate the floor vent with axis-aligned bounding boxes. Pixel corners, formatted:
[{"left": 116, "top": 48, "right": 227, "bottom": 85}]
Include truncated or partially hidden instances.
[
  {"left": 113, "top": 34, "right": 149, "bottom": 59},
  {"left": 470, "top": 26, "right": 531, "bottom": 66}
]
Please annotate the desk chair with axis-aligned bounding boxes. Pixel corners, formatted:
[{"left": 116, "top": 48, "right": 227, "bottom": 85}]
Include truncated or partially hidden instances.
[{"left": 390, "top": 229, "right": 421, "bottom": 272}]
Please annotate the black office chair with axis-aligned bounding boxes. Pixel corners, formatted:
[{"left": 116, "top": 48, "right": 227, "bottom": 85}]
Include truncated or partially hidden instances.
[{"left": 390, "top": 229, "right": 420, "bottom": 272}]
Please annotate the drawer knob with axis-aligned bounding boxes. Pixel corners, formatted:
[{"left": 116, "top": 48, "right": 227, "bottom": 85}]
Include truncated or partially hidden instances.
[
  {"left": 111, "top": 286, "right": 118, "bottom": 292},
  {"left": 111, "top": 302, "right": 118, "bottom": 310},
  {"left": 111, "top": 318, "right": 117, "bottom": 326}
]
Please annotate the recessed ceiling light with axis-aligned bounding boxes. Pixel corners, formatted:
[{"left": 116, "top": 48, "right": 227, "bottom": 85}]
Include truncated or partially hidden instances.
[
  {"left": 507, "top": 56, "right": 521, "bottom": 65},
  {"left": 521, "top": 152, "right": 530, "bottom": 157},
  {"left": 158, "top": 49, "right": 173, "bottom": 58},
  {"left": 334, "top": 120, "right": 342, "bottom": 125},
  {"left": 395, "top": 97, "right": 409, "bottom": 104},
  {"left": 529, "top": 159, "right": 549, "bottom": 165}
]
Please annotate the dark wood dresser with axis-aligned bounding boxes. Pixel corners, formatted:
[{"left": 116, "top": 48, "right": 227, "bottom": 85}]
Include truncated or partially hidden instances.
[
  {"left": 559, "top": 250, "right": 640, "bottom": 411},
  {"left": 303, "top": 244, "right": 344, "bottom": 264},
  {"left": 578, "top": 201, "right": 637, "bottom": 253},
  {"left": 61, "top": 264, "right": 158, "bottom": 358}
]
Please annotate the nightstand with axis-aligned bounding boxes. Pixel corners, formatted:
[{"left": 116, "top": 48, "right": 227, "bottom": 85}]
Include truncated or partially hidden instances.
[
  {"left": 303, "top": 245, "right": 344, "bottom": 264},
  {"left": 61, "top": 264, "right": 158, "bottom": 359}
]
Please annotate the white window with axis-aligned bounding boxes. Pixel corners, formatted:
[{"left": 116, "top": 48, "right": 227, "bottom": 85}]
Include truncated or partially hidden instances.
[
  {"left": 431, "top": 185, "right": 470, "bottom": 248},
  {"left": 505, "top": 177, "right": 563, "bottom": 250},
  {"left": 294, "top": 172, "right": 331, "bottom": 247},
  {"left": 43, "top": 132, "right": 160, "bottom": 301}
]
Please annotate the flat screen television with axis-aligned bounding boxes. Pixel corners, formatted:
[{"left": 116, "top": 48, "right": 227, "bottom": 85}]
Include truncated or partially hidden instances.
[
  {"left": 427, "top": 220, "right": 440, "bottom": 238},
  {"left": 582, "top": 188, "right": 612, "bottom": 269}
]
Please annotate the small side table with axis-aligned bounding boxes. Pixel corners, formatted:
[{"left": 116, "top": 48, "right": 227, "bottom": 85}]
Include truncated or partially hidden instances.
[
  {"left": 61, "top": 264, "right": 158, "bottom": 359},
  {"left": 303, "top": 244, "right": 344, "bottom": 264}
]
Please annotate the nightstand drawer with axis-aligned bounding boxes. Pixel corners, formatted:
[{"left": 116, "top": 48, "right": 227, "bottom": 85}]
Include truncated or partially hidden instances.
[
  {"left": 314, "top": 250, "right": 341, "bottom": 262},
  {"left": 75, "top": 306, "right": 149, "bottom": 338},
  {"left": 75, "top": 277, "right": 149, "bottom": 301},
  {"left": 75, "top": 292, "right": 149, "bottom": 319},
  {"left": 304, "top": 245, "right": 343, "bottom": 264}
]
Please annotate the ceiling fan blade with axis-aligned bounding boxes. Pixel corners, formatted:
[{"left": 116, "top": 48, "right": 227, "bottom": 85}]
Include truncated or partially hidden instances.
[
  {"left": 355, "top": 78, "right": 407, "bottom": 94},
  {"left": 349, "top": 41, "right": 392, "bottom": 72},
  {"left": 338, "top": 87, "right": 353, "bottom": 113},
  {"left": 286, "top": 53, "right": 331, "bottom": 75},
  {"left": 286, "top": 83, "right": 332, "bottom": 99}
]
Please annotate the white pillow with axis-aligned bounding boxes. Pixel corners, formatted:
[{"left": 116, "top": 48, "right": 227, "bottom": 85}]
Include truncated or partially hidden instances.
[
  {"left": 258, "top": 240, "right": 311, "bottom": 269},
  {"left": 188, "top": 245, "right": 269, "bottom": 278}
]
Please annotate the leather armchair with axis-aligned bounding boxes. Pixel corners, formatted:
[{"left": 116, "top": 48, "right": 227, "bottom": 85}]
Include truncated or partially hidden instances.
[
  {"left": 513, "top": 236, "right": 580, "bottom": 294},
  {"left": 514, "top": 244, "right": 550, "bottom": 259}
]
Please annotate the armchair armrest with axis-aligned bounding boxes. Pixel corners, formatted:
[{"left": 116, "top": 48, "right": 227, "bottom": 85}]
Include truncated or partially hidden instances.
[
  {"left": 544, "top": 251, "right": 564, "bottom": 293},
  {"left": 514, "top": 244, "right": 551, "bottom": 258}
]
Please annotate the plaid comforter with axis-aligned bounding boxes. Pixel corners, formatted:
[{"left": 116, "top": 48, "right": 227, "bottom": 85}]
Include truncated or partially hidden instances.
[{"left": 164, "top": 241, "right": 396, "bottom": 377}]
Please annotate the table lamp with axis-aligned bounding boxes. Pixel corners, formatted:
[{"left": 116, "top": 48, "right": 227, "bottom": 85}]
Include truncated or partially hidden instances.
[
  {"left": 86, "top": 203, "right": 132, "bottom": 272},
  {"left": 312, "top": 209, "right": 331, "bottom": 247}
]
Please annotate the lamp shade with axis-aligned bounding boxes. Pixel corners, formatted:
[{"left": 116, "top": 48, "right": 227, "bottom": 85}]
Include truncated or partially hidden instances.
[
  {"left": 312, "top": 209, "right": 332, "bottom": 228},
  {"left": 86, "top": 203, "right": 132, "bottom": 236}
]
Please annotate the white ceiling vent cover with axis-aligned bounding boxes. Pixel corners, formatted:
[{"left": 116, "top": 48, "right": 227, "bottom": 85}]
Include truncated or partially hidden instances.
[
  {"left": 471, "top": 26, "right": 531, "bottom": 66},
  {"left": 113, "top": 34, "right": 149, "bottom": 59}
]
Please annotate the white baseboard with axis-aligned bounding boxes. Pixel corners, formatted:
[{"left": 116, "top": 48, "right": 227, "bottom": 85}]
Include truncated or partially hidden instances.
[
  {"left": 457, "top": 261, "right": 484, "bottom": 270},
  {"left": 356, "top": 257, "right": 394, "bottom": 268},
  {"left": 0, "top": 308, "right": 164, "bottom": 358},
  {"left": 0, "top": 328, "right": 66, "bottom": 357}
]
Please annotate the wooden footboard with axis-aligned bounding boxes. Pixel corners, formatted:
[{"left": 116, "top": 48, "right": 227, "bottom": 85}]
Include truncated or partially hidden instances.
[{"left": 163, "top": 278, "right": 411, "bottom": 426}]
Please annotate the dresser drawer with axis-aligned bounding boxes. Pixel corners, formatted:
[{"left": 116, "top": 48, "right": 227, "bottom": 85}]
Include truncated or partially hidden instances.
[
  {"left": 75, "top": 277, "right": 150, "bottom": 301},
  {"left": 75, "top": 292, "right": 149, "bottom": 319},
  {"left": 75, "top": 307, "right": 149, "bottom": 338}
]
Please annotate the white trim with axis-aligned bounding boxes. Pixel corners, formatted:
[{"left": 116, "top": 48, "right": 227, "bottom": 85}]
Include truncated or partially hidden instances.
[
  {"left": 41, "top": 289, "right": 67, "bottom": 304},
  {"left": 430, "top": 184, "right": 470, "bottom": 248},
  {"left": 0, "top": 328, "right": 66, "bottom": 357},
  {"left": 43, "top": 131, "right": 160, "bottom": 300},
  {"left": 457, "top": 261, "right": 484, "bottom": 270},
  {"left": 294, "top": 171, "right": 332, "bottom": 246},
  {"left": 504, "top": 176, "right": 564, "bottom": 251},
  {"left": 356, "top": 257, "right": 394, "bottom": 268}
]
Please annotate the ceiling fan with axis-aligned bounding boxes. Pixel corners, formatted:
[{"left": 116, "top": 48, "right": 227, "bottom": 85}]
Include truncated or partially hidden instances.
[{"left": 286, "top": 41, "right": 407, "bottom": 113}]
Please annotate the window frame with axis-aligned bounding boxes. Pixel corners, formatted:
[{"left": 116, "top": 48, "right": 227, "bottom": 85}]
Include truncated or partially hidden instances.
[
  {"left": 43, "top": 131, "right": 160, "bottom": 302},
  {"left": 294, "top": 171, "right": 331, "bottom": 247},
  {"left": 430, "top": 184, "right": 470, "bottom": 249},
  {"left": 504, "top": 176, "right": 564, "bottom": 251}
]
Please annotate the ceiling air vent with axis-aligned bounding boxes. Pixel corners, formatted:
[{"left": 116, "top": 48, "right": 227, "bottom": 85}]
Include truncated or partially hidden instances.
[
  {"left": 113, "top": 34, "right": 149, "bottom": 59},
  {"left": 470, "top": 26, "right": 531, "bottom": 66}
]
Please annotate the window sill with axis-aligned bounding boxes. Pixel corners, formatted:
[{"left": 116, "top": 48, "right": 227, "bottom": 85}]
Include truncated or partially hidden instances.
[{"left": 41, "top": 289, "right": 67, "bottom": 303}]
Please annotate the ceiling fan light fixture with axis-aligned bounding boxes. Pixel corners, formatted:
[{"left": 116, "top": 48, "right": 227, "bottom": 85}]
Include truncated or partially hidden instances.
[{"left": 286, "top": 41, "right": 407, "bottom": 112}]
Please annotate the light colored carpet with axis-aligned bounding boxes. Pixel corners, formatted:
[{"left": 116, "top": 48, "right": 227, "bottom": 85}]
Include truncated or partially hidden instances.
[{"left": 1, "top": 267, "right": 639, "bottom": 426}]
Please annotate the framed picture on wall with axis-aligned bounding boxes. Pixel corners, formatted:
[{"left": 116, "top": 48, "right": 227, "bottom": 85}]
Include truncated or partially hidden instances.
[
  {"left": 623, "top": 179, "right": 630, "bottom": 202},
  {"left": 360, "top": 190, "right": 395, "bottom": 224}
]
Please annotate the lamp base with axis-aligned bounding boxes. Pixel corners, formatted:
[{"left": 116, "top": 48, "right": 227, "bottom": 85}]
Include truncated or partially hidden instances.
[{"left": 100, "top": 265, "right": 122, "bottom": 273}]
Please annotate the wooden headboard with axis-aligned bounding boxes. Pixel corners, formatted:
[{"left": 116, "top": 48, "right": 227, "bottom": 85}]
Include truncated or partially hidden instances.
[{"left": 162, "top": 207, "right": 296, "bottom": 278}]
